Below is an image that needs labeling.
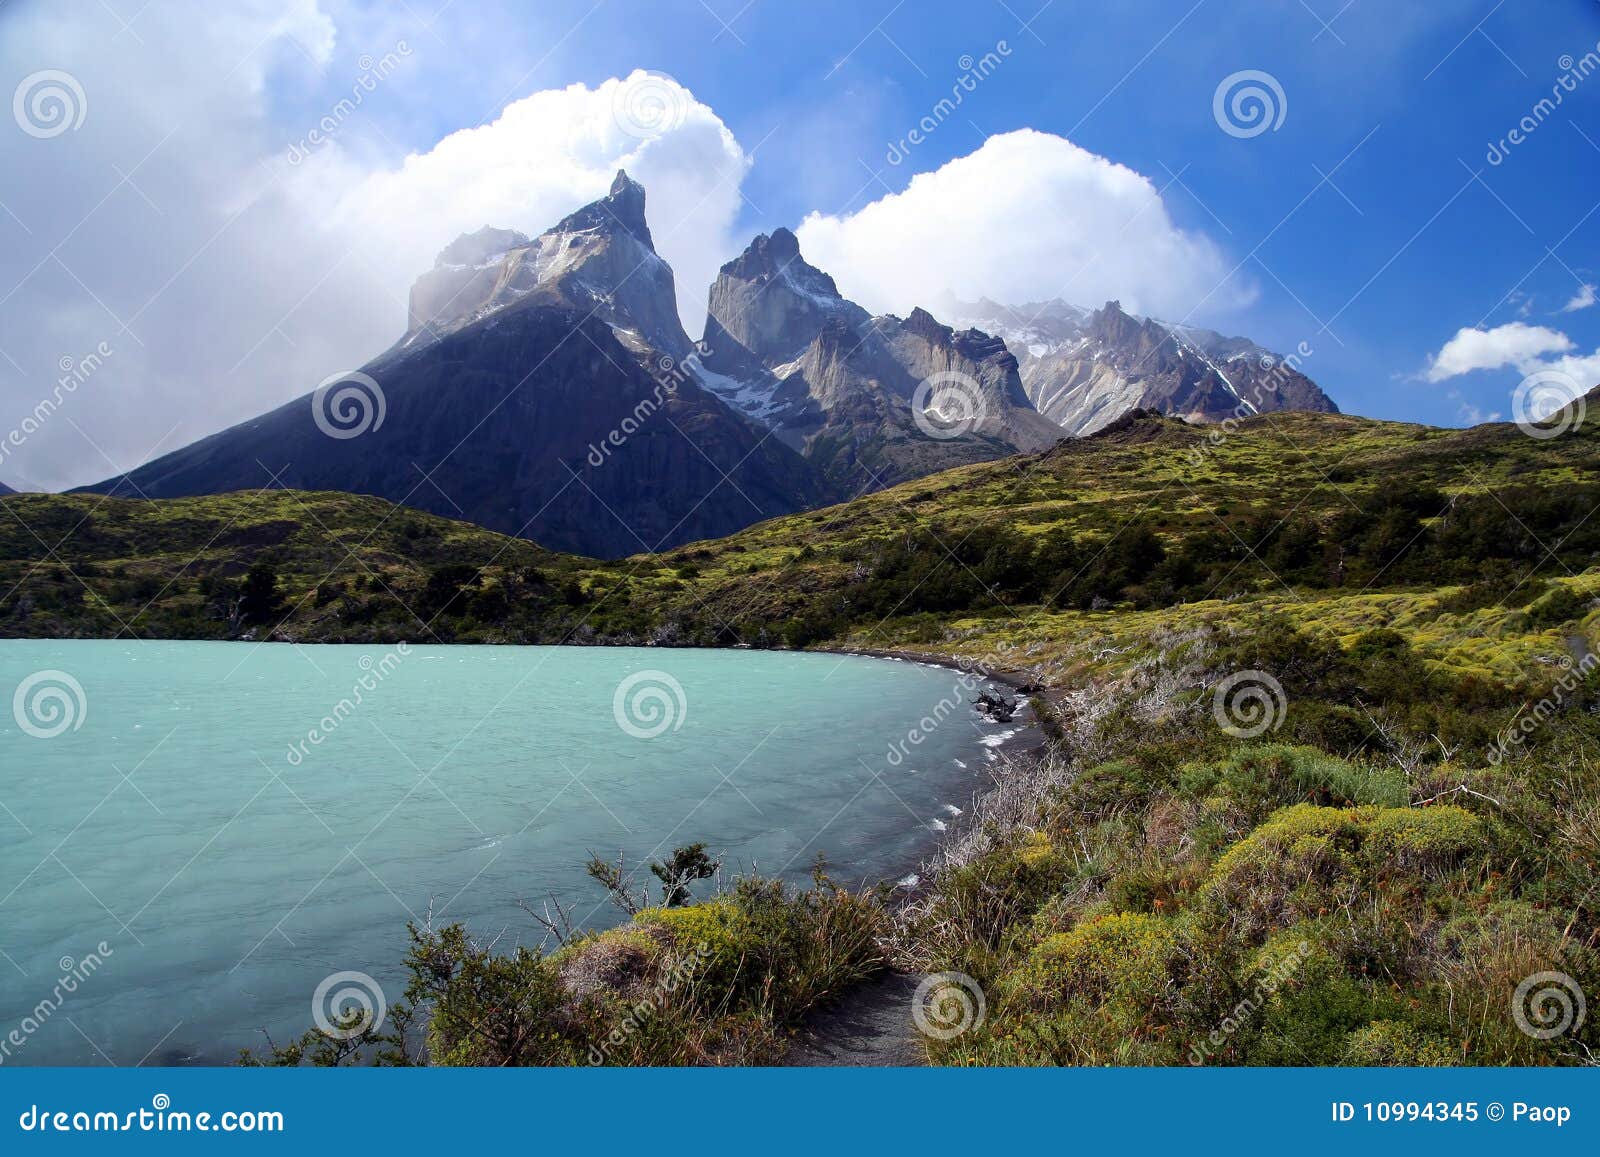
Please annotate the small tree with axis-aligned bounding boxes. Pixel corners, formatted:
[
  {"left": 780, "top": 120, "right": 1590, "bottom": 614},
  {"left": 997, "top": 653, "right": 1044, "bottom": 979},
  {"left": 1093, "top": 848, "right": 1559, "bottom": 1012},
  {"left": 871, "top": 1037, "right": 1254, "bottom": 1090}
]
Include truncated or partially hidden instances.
[
  {"left": 420, "top": 563, "right": 482, "bottom": 618},
  {"left": 651, "top": 842, "right": 719, "bottom": 907},
  {"left": 238, "top": 562, "right": 283, "bottom": 626},
  {"left": 585, "top": 842, "right": 721, "bottom": 914}
]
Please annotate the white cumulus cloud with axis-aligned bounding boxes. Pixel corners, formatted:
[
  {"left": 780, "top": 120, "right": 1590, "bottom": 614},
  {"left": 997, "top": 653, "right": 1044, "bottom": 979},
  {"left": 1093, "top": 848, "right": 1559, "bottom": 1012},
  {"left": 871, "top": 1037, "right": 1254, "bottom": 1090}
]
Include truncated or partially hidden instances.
[
  {"left": 795, "top": 130, "right": 1252, "bottom": 321},
  {"left": 1423, "top": 322, "right": 1574, "bottom": 382},
  {"left": 316, "top": 69, "right": 748, "bottom": 331}
]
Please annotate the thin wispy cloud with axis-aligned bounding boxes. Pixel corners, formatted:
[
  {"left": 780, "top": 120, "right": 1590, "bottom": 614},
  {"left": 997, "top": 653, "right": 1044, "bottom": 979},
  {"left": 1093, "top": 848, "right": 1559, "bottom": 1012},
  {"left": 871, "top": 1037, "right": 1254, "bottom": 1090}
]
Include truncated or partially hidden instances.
[{"left": 1558, "top": 283, "right": 1597, "bottom": 313}]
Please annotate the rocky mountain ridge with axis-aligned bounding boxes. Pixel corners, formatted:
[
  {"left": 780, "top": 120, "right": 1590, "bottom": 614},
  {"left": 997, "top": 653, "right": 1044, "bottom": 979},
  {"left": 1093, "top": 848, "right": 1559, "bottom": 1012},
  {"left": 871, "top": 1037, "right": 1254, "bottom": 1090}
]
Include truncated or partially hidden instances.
[
  {"left": 695, "top": 229, "right": 1062, "bottom": 491},
  {"left": 938, "top": 294, "right": 1337, "bottom": 434}
]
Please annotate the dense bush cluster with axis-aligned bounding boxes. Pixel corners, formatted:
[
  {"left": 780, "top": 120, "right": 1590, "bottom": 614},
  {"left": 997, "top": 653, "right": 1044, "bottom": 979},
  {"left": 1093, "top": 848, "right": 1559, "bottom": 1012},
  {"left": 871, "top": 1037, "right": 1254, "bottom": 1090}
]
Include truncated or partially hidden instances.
[
  {"left": 244, "top": 862, "right": 889, "bottom": 1067},
  {"left": 766, "top": 482, "right": 1600, "bottom": 648}
]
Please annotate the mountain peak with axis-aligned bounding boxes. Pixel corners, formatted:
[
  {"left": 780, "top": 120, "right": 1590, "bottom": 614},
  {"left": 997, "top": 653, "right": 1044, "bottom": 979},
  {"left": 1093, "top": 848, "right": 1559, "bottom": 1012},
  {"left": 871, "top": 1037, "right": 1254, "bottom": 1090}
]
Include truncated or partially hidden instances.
[
  {"left": 606, "top": 171, "right": 649, "bottom": 244},
  {"left": 766, "top": 226, "right": 801, "bottom": 260},
  {"left": 1089, "top": 299, "right": 1147, "bottom": 344},
  {"left": 702, "top": 227, "right": 867, "bottom": 380},
  {"left": 606, "top": 169, "right": 648, "bottom": 234},
  {"left": 718, "top": 228, "right": 831, "bottom": 288},
  {"left": 402, "top": 170, "right": 687, "bottom": 356},
  {"left": 548, "top": 169, "right": 655, "bottom": 250},
  {"left": 434, "top": 225, "right": 530, "bottom": 270},
  {"left": 902, "top": 306, "right": 947, "bottom": 340}
]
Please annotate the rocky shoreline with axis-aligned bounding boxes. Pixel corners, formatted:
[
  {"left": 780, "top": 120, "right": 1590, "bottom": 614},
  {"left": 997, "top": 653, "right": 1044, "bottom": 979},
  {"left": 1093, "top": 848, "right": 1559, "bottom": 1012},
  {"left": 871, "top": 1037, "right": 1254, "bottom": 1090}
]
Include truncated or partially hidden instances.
[
  {"left": 816, "top": 644, "right": 1047, "bottom": 694},
  {"left": 780, "top": 645, "right": 1057, "bottom": 1066}
]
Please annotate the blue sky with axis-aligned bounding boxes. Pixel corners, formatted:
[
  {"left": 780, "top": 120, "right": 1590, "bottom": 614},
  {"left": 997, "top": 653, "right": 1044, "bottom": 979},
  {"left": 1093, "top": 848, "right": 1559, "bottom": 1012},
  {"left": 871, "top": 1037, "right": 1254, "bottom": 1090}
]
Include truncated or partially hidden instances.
[{"left": 2, "top": 0, "right": 1599, "bottom": 488}]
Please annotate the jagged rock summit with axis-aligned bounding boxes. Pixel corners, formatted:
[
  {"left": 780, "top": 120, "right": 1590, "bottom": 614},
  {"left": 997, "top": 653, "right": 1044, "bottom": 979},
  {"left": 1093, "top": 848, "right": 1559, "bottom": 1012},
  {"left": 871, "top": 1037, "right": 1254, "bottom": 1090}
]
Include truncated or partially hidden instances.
[
  {"left": 400, "top": 169, "right": 689, "bottom": 361},
  {"left": 76, "top": 172, "right": 1341, "bottom": 558},
  {"left": 939, "top": 294, "right": 1338, "bottom": 434},
  {"left": 694, "top": 229, "right": 1062, "bottom": 491}
]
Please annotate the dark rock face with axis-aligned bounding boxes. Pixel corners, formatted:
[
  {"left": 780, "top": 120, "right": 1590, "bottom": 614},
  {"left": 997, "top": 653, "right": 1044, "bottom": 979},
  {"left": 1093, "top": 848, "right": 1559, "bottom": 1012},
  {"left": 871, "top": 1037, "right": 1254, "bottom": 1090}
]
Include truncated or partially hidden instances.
[
  {"left": 695, "top": 232, "right": 1060, "bottom": 493},
  {"left": 79, "top": 174, "right": 835, "bottom": 559},
  {"left": 939, "top": 296, "right": 1339, "bottom": 434}
]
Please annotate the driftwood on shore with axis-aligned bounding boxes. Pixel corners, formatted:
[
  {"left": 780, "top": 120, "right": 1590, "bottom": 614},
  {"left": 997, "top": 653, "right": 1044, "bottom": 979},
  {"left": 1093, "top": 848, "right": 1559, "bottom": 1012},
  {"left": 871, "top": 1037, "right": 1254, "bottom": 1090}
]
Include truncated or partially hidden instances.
[{"left": 973, "top": 690, "right": 1019, "bottom": 723}]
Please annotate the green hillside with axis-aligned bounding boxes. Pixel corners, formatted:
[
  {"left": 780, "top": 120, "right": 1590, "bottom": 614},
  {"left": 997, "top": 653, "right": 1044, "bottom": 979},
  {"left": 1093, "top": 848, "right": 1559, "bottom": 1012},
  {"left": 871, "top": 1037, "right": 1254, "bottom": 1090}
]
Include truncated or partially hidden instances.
[{"left": 5, "top": 406, "right": 1599, "bottom": 652}]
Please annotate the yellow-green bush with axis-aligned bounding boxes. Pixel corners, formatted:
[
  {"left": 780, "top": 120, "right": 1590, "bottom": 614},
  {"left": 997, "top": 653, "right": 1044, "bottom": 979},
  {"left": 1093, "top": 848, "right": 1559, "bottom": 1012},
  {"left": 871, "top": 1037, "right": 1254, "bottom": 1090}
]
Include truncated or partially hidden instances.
[
  {"left": 1011, "top": 912, "right": 1178, "bottom": 1021},
  {"left": 1202, "top": 805, "right": 1367, "bottom": 936},
  {"left": 636, "top": 900, "right": 756, "bottom": 990},
  {"left": 1202, "top": 803, "right": 1490, "bottom": 942},
  {"left": 1364, "top": 806, "right": 1484, "bottom": 873},
  {"left": 1342, "top": 1020, "right": 1459, "bottom": 1066},
  {"left": 914, "top": 828, "right": 1078, "bottom": 975}
]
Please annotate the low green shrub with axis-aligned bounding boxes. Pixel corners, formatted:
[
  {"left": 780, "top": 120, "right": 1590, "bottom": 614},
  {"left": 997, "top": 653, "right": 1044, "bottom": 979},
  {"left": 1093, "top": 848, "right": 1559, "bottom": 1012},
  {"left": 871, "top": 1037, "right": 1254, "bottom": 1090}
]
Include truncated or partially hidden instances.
[
  {"left": 1342, "top": 1020, "right": 1459, "bottom": 1066},
  {"left": 1177, "top": 744, "right": 1407, "bottom": 816}
]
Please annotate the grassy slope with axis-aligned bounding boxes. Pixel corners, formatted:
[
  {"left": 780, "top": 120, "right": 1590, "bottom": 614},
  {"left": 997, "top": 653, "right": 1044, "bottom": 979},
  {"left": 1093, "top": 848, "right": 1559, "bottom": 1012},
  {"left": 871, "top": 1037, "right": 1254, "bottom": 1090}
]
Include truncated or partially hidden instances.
[
  {"left": 650, "top": 409, "right": 1593, "bottom": 608},
  {"left": 0, "top": 490, "right": 570, "bottom": 640}
]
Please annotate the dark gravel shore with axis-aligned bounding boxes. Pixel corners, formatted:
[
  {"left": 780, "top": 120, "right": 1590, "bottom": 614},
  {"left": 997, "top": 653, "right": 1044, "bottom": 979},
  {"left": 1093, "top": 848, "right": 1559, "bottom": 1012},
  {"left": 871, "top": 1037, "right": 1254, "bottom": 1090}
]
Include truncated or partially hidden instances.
[{"left": 819, "top": 645, "right": 1047, "bottom": 693}]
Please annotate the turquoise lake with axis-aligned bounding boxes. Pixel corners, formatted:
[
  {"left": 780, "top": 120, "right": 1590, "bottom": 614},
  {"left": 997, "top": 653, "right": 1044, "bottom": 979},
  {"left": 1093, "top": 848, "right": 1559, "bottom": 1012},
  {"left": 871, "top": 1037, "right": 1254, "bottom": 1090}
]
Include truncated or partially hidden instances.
[{"left": 0, "top": 641, "right": 1024, "bottom": 1066}]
